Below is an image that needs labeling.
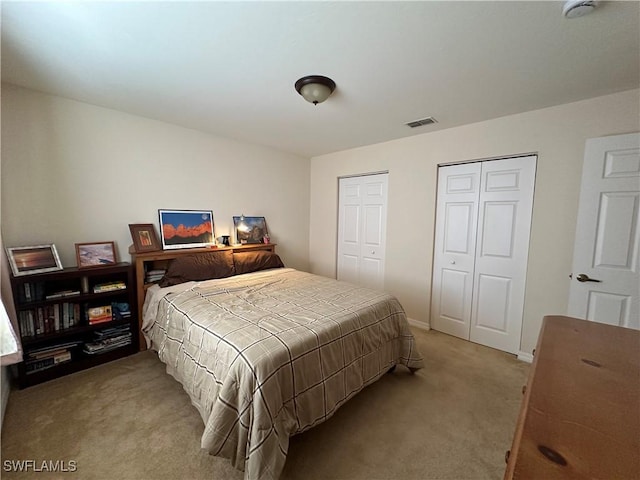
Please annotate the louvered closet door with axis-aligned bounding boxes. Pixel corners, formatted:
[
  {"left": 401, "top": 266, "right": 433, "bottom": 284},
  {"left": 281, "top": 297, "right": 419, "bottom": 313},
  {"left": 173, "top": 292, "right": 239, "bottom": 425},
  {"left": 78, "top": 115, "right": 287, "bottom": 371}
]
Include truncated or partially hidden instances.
[{"left": 431, "top": 156, "right": 536, "bottom": 354}]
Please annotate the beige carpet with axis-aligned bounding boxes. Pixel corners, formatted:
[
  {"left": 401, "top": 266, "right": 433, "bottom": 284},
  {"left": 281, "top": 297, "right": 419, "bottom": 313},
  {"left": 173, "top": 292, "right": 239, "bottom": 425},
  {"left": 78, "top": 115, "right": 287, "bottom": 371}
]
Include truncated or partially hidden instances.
[{"left": 1, "top": 328, "right": 529, "bottom": 480}]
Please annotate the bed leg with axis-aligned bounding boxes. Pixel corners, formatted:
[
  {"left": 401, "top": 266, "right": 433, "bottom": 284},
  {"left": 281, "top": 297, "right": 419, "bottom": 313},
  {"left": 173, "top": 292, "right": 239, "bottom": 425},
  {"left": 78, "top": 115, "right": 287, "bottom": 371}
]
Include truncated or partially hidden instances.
[{"left": 387, "top": 365, "right": 396, "bottom": 374}]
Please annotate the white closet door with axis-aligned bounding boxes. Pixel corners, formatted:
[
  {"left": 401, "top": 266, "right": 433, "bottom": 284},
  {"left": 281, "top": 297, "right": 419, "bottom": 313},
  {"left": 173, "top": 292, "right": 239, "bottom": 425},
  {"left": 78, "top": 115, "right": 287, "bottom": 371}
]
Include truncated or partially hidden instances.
[
  {"left": 469, "top": 156, "right": 536, "bottom": 354},
  {"left": 431, "top": 156, "right": 536, "bottom": 354},
  {"left": 337, "top": 173, "right": 388, "bottom": 290},
  {"left": 431, "top": 163, "right": 481, "bottom": 339}
]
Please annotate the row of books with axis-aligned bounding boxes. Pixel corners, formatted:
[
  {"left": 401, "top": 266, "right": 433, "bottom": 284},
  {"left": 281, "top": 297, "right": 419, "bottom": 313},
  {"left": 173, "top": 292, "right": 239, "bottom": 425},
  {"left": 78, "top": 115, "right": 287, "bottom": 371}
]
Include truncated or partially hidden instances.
[
  {"left": 25, "top": 325, "right": 133, "bottom": 374},
  {"left": 24, "top": 341, "right": 80, "bottom": 374},
  {"left": 18, "top": 303, "right": 82, "bottom": 337},
  {"left": 16, "top": 281, "right": 46, "bottom": 303},
  {"left": 145, "top": 269, "right": 166, "bottom": 284},
  {"left": 18, "top": 302, "right": 131, "bottom": 337},
  {"left": 16, "top": 279, "right": 127, "bottom": 304}
]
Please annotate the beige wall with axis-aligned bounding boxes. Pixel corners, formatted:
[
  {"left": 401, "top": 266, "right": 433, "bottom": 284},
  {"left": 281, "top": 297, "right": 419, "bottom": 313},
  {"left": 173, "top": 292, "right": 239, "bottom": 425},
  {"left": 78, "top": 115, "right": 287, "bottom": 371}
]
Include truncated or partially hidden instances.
[
  {"left": 309, "top": 89, "right": 640, "bottom": 356},
  {"left": 3, "top": 84, "right": 639, "bottom": 357},
  {"left": 1, "top": 84, "right": 310, "bottom": 271}
]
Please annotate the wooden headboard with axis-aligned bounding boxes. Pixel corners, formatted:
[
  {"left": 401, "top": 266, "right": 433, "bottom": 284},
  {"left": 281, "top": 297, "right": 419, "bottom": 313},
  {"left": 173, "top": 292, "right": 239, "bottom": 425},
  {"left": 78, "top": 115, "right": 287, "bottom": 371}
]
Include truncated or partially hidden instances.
[{"left": 129, "top": 243, "right": 276, "bottom": 350}]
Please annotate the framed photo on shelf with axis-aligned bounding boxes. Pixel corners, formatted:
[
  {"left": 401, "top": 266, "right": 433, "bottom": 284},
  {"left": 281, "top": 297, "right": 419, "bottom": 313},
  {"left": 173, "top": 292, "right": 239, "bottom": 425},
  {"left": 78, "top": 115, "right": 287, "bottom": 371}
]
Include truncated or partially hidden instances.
[
  {"left": 233, "top": 216, "right": 268, "bottom": 244},
  {"left": 6, "top": 244, "right": 63, "bottom": 277},
  {"left": 158, "top": 209, "right": 215, "bottom": 250},
  {"left": 129, "top": 224, "right": 161, "bottom": 253},
  {"left": 75, "top": 241, "right": 117, "bottom": 269}
]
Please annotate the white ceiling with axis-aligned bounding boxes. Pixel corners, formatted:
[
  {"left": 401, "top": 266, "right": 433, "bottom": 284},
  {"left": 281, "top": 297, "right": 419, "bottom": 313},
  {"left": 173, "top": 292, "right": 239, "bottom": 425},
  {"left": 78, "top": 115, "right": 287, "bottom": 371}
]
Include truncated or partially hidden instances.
[{"left": 2, "top": 1, "right": 639, "bottom": 158}]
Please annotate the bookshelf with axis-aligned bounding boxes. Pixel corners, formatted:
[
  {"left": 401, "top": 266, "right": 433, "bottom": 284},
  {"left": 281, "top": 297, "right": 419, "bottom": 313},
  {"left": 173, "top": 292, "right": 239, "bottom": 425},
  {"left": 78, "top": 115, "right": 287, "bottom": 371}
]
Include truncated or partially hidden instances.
[{"left": 9, "top": 263, "right": 138, "bottom": 389}]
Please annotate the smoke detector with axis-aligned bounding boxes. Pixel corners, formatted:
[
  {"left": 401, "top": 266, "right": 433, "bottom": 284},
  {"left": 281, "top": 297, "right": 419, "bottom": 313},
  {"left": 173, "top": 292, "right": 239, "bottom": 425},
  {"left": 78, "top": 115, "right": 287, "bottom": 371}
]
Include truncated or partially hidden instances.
[{"left": 563, "top": 1, "right": 598, "bottom": 18}]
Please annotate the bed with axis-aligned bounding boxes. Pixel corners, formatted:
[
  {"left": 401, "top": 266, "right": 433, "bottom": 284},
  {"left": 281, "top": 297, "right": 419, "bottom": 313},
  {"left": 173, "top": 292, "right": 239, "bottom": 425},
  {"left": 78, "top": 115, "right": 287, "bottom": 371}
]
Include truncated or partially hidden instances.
[{"left": 141, "top": 250, "right": 424, "bottom": 480}]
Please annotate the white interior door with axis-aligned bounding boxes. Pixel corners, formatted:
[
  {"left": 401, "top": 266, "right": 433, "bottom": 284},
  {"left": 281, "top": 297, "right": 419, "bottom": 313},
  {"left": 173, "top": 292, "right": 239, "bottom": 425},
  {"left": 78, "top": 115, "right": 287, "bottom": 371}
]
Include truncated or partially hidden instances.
[
  {"left": 337, "top": 173, "right": 388, "bottom": 290},
  {"left": 469, "top": 157, "right": 536, "bottom": 354},
  {"left": 568, "top": 133, "right": 640, "bottom": 329},
  {"left": 431, "top": 162, "right": 481, "bottom": 339},
  {"left": 431, "top": 156, "right": 536, "bottom": 354}
]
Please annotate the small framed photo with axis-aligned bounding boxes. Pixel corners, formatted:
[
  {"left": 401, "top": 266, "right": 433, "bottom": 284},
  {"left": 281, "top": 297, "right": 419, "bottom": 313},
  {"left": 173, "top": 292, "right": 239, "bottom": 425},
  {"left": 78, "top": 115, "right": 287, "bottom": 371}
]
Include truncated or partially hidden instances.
[
  {"left": 158, "top": 209, "right": 215, "bottom": 250},
  {"left": 233, "top": 216, "right": 268, "bottom": 244},
  {"left": 129, "top": 224, "right": 161, "bottom": 253},
  {"left": 75, "top": 241, "right": 117, "bottom": 269},
  {"left": 6, "top": 244, "right": 63, "bottom": 277}
]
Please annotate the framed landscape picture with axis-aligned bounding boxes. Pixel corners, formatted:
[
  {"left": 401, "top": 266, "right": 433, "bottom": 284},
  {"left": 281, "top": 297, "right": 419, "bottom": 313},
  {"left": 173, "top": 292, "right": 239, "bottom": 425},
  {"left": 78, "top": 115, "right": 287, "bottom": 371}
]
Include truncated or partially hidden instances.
[
  {"left": 75, "top": 241, "right": 117, "bottom": 268},
  {"left": 233, "top": 216, "right": 268, "bottom": 244},
  {"left": 6, "top": 244, "right": 63, "bottom": 276},
  {"left": 158, "top": 209, "right": 215, "bottom": 250}
]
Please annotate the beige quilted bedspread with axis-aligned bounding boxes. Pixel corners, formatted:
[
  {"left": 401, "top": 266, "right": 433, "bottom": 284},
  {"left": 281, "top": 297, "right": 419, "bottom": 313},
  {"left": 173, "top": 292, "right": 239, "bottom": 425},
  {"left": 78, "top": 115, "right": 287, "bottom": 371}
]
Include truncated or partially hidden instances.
[{"left": 142, "top": 268, "right": 424, "bottom": 479}]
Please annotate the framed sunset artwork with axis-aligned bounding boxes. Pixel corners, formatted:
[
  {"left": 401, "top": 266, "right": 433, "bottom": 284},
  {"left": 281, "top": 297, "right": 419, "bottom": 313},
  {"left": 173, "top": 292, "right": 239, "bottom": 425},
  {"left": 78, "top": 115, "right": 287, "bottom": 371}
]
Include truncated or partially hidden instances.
[{"left": 158, "top": 209, "right": 215, "bottom": 250}]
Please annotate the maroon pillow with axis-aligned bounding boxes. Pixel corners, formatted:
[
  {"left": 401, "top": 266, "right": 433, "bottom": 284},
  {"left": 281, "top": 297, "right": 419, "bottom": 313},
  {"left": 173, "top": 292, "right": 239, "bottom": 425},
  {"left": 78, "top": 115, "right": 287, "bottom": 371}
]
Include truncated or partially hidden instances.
[
  {"left": 233, "top": 251, "right": 284, "bottom": 275},
  {"left": 158, "top": 250, "right": 235, "bottom": 287}
]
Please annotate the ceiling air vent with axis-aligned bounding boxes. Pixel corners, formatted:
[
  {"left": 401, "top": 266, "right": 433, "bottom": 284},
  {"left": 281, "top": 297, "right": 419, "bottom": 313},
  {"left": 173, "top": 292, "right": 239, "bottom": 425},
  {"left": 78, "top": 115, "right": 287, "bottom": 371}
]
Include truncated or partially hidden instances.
[{"left": 405, "top": 117, "right": 437, "bottom": 128}]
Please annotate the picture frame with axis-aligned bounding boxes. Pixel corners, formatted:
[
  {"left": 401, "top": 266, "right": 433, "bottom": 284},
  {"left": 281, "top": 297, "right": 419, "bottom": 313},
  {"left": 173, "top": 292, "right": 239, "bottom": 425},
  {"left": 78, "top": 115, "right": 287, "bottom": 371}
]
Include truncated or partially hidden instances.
[
  {"left": 75, "top": 241, "right": 117, "bottom": 269},
  {"left": 6, "top": 244, "right": 63, "bottom": 277},
  {"left": 128, "top": 223, "right": 161, "bottom": 253},
  {"left": 158, "top": 209, "right": 215, "bottom": 250},
  {"left": 233, "top": 216, "right": 268, "bottom": 244}
]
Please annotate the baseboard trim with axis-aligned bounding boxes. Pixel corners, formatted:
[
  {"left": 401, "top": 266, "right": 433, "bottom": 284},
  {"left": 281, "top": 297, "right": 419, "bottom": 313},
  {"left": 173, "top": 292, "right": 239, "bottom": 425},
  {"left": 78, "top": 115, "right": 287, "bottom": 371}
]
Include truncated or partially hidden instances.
[
  {"left": 517, "top": 351, "right": 534, "bottom": 363},
  {"left": 407, "top": 318, "right": 430, "bottom": 331}
]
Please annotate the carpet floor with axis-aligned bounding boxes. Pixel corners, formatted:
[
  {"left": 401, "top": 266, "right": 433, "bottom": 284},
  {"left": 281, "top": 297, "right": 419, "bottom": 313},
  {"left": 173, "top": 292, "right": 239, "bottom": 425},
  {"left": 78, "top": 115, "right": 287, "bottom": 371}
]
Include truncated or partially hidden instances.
[{"left": 1, "top": 328, "right": 529, "bottom": 480}]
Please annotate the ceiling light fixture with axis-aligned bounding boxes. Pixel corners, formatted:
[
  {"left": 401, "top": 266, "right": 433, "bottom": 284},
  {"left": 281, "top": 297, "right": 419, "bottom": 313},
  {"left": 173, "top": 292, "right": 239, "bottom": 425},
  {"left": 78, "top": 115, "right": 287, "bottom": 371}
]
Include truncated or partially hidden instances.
[
  {"left": 562, "top": 0, "right": 598, "bottom": 18},
  {"left": 295, "top": 75, "right": 336, "bottom": 105}
]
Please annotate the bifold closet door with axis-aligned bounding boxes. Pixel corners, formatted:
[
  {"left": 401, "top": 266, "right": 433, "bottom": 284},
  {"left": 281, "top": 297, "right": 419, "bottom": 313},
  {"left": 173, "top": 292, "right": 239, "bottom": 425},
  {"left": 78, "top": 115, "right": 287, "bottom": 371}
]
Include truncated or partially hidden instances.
[
  {"left": 431, "top": 156, "right": 536, "bottom": 354},
  {"left": 430, "top": 162, "right": 481, "bottom": 339}
]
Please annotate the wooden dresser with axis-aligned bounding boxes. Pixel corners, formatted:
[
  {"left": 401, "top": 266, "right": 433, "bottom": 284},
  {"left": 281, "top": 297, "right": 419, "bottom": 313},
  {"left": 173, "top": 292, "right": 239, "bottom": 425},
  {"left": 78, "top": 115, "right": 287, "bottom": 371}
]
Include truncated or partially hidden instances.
[
  {"left": 130, "top": 243, "right": 276, "bottom": 350},
  {"left": 504, "top": 315, "right": 640, "bottom": 479}
]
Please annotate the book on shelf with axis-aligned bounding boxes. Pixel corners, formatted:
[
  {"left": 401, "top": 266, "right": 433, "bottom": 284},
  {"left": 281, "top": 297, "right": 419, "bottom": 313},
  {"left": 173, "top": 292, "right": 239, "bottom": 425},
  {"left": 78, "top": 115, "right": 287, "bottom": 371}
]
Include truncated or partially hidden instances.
[
  {"left": 24, "top": 341, "right": 80, "bottom": 374},
  {"left": 25, "top": 351, "right": 72, "bottom": 374},
  {"left": 93, "top": 281, "right": 126, "bottom": 293},
  {"left": 111, "top": 302, "right": 131, "bottom": 319},
  {"left": 89, "top": 316, "right": 112, "bottom": 325},
  {"left": 145, "top": 269, "right": 166, "bottom": 283},
  {"left": 18, "top": 282, "right": 45, "bottom": 303},
  {"left": 87, "top": 305, "right": 112, "bottom": 322},
  {"left": 45, "top": 289, "right": 81, "bottom": 300},
  {"left": 83, "top": 328, "right": 132, "bottom": 355}
]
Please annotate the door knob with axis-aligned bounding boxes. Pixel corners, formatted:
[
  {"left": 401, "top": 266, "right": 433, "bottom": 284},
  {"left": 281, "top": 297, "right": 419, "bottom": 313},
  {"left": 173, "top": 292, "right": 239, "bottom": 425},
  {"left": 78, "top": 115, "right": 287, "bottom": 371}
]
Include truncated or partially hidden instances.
[{"left": 576, "top": 273, "right": 601, "bottom": 283}]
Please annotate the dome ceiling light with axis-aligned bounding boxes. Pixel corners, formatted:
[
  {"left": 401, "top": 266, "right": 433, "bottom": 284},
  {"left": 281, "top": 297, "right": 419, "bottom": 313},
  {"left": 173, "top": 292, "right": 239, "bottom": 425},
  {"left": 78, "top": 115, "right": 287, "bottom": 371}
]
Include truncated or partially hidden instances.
[{"left": 295, "top": 75, "right": 336, "bottom": 105}]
